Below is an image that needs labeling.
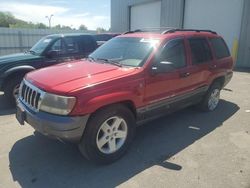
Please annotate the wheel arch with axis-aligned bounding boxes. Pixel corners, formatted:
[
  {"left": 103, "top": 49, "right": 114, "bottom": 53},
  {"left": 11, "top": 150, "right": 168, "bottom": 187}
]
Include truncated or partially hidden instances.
[
  {"left": 88, "top": 100, "right": 137, "bottom": 123},
  {"left": 2, "top": 66, "right": 35, "bottom": 90},
  {"left": 211, "top": 76, "right": 225, "bottom": 89}
]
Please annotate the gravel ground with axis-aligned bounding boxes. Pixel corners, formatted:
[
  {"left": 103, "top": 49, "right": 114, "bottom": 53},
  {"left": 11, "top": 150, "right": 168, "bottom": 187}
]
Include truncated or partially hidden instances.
[{"left": 0, "top": 71, "right": 249, "bottom": 188}]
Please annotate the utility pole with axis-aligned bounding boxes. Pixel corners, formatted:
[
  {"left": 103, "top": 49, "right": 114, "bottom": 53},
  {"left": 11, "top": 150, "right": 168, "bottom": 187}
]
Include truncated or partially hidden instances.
[{"left": 45, "top": 14, "right": 54, "bottom": 28}]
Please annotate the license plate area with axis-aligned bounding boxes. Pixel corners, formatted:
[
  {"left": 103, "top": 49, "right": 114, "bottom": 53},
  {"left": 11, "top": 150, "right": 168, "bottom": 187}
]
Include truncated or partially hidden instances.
[{"left": 16, "top": 105, "right": 26, "bottom": 125}]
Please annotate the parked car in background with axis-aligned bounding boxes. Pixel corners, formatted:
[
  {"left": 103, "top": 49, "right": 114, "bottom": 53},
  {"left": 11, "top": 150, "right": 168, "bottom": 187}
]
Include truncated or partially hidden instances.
[
  {"left": 0, "top": 33, "right": 98, "bottom": 104},
  {"left": 93, "top": 33, "right": 120, "bottom": 46},
  {"left": 16, "top": 29, "right": 234, "bottom": 164}
]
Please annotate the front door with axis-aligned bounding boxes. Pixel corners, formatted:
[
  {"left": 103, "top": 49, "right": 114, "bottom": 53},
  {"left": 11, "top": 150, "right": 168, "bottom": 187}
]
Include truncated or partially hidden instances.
[
  {"left": 43, "top": 37, "right": 81, "bottom": 67},
  {"left": 144, "top": 38, "right": 194, "bottom": 113},
  {"left": 42, "top": 38, "right": 66, "bottom": 67}
]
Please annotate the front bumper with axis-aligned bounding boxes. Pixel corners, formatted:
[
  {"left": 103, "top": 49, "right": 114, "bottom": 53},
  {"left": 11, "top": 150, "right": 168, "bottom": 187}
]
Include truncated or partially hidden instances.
[
  {"left": 0, "top": 77, "right": 4, "bottom": 91},
  {"left": 16, "top": 100, "right": 90, "bottom": 143}
]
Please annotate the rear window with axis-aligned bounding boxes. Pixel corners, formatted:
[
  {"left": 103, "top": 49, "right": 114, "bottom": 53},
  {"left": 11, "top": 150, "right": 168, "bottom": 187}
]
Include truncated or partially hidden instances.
[
  {"left": 210, "top": 37, "right": 230, "bottom": 59},
  {"left": 189, "top": 38, "right": 212, "bottom": 64}
]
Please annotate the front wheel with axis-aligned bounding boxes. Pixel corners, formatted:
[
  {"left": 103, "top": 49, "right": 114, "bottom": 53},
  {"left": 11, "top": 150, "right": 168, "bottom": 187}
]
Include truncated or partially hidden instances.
[
  {"left": 198, "top": 82, "right": 221, "bottom": 112},
  {"left": 4, "top": 76, "right": 23, "bottom": 105},
  {"left": 78, "top": 104, "right": 136, "bottom": 164}
]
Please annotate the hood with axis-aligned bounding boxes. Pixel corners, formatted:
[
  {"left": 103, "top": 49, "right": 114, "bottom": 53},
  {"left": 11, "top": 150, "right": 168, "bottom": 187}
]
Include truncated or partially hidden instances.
[
  {"left": 26, "top": 60, "right": 138, "bottom": 94},
  {"left": 0, "top": 53, "right": 41, "bottom": 65}
]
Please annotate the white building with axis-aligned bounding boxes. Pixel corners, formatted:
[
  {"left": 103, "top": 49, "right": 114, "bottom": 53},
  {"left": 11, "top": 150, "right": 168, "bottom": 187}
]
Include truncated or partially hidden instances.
[{"left": 111, "top": 0, "right": 250, "bottom": 68}]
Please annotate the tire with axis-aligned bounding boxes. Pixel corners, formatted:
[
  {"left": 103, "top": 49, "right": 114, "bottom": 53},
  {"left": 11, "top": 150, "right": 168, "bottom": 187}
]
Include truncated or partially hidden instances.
[
  {"left": 78, "top": 104, "right": 136, "bottom": 164},
  {"left": 3, "top": 76, "right": 23, "bottom": 105},
  {"left": 198, "top": 82, "right": 222, "bottom": 112}
]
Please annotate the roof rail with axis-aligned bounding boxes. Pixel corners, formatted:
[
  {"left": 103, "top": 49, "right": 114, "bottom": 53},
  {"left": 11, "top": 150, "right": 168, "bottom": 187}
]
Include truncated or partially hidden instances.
[
  {"left": 143, "top": 27, "right": 176, "bottom": 31},
  {"left": 161, "top": 28, "right": 177, "bottom": 34},
  {"left": 123, "top": 28, "right": 217, "bottom": 35},
  {"left": 123, "top": 27, "right": 176, "bottom": 35},
  {"left": 122, "top": 29, "right": 143, "bottom": 35},
  {"left": 163, "top": 29, "right": 217, "bottom": 34}
]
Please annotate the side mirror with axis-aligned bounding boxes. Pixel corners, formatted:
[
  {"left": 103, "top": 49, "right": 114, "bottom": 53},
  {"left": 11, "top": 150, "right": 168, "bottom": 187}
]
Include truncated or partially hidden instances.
[
  {"left": 151, "top": 61, "right": 175, "bottom": 74},
  {"left": 46, "top": 50, "right": 59, "bottom": 58}
]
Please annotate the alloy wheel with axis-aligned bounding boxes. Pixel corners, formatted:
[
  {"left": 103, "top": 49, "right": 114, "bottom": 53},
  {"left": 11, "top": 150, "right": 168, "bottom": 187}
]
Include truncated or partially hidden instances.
[
  {"left": 208, "top": 88, "right": 220, "bottom": 111},
  {"left": 96, "top": 116, "right": 128, "bottom": 154}
]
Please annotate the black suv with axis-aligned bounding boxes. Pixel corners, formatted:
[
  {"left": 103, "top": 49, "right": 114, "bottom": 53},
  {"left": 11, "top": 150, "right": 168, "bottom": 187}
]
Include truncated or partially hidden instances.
[{"left": 0, "top": 33, "right": 98, "bottom": 104}]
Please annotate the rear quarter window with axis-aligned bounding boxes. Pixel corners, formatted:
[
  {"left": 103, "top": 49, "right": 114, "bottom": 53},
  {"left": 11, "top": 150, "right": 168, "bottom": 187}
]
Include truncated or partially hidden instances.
[{"left": 210, "top": 37, "right": 230, "bottom": 59}]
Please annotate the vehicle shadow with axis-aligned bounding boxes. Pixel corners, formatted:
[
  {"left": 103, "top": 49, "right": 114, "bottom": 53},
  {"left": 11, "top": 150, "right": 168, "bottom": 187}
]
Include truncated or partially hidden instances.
[
  {"left": 9, "top": 100, "right": 239, "bottom": 188},
  {"left": 0, "top": 93, "right": 16, "bottom": 116}
]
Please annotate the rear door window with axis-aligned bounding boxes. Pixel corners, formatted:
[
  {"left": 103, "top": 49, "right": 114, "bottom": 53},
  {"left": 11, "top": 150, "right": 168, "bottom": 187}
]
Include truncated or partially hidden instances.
[
  {"left": 210, "top": 37, "right": 230, "bottom": 59},
  {"left": 189, "top": 38, "right": 212, "bottom": 64},
  {"left": 80, "top": 36, "right": 97, "bottom": 53}
]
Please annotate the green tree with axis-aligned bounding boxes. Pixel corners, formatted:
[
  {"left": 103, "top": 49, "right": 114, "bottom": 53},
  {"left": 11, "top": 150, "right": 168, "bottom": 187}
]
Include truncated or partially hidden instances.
[
  {"left": 0, "top": 11, "right": 72, "bottom": 30},
  {"left": 53, "top": 24, "right": 62, "bottom": 29},
  {"left": 61, "top": 25, "right": 72, "bottom": 30},
  {"left": 79, "top": 24, "right": 88, "bottom": 30},
  {"left": 36, "top": 23, "right": 47, "bottom": 29},
  {"left": 0, "top": 12, "right": 16, "bottom": 27},
  {"left": 96, "top": 27, "right": 107, "bottom": 33}
]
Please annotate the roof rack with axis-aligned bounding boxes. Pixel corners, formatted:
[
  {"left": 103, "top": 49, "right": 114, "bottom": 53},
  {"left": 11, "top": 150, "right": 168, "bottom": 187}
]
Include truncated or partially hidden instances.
[
  {"left": 123, "top": 28, "right": 217, "bottom": 35},
  {"left": 123, "top": 27, "right": 176, "bottom": 35},
  {"left": 123, "top": 29, "right": 143, "bottom": 34},
  {"left": 162, "top": 29, "right": 217, "bottom": 34}
]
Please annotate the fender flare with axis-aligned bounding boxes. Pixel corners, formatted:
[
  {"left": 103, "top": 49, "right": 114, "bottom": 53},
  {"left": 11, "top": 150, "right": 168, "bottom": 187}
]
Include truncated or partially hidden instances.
[
  {"left": 4, "top": 65, "right": 35, "bottom": 78},
  {"left": 74, "top": 91, "right": 141, "bottom": 115}
]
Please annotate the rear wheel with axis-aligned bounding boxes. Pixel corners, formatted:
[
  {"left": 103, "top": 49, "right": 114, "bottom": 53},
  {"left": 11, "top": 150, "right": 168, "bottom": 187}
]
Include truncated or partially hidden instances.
[
  {"left": 78, "top": 104, "right": 135, "bottom": 164},
  {"left": 4, "top": 76, "right": 23, "bottom": 105},
  {"left": 198, "top": 82, "right": 221, "bottom": 112}
]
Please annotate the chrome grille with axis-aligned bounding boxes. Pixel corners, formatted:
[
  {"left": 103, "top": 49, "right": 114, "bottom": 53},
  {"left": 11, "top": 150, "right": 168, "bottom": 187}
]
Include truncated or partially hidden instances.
[{"left": 19, "top": 80, "right": 44, "bottom": 112}]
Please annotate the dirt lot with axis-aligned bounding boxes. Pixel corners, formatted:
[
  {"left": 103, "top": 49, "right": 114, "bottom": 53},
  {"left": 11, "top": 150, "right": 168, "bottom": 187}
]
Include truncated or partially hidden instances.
[{"left": 0, "top": 71, "right": 249, "bottom": 188}]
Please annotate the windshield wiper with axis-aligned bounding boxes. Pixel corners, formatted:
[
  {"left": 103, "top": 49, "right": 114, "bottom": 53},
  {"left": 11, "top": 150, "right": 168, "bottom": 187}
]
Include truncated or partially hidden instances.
[
  {"left": 29, "top": 50, "right": 36, "bottom": 55},
  {"left": 96, "top": 58, "right": 122, "bottom": 67},
  {"left": 87, "top": 56, "right": 96, "bottom": 62}
]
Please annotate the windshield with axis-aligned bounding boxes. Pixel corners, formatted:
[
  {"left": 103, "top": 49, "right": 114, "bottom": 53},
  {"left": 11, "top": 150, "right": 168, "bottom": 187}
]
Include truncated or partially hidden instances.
[
  {"left": 89, "top": 37, "right": 159, "bottom": 67},
  {"left": 30, "top": 37, "right": 54, "bottom": 55}
]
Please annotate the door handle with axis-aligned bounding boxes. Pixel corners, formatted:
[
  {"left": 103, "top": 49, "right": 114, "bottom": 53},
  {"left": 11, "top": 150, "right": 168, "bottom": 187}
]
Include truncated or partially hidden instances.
[
  {"left": 209, "top": 64, "right": 217, "bottom": 69},
  {"left": 180, "top": 72, "right": 191, "bottom": 78}
]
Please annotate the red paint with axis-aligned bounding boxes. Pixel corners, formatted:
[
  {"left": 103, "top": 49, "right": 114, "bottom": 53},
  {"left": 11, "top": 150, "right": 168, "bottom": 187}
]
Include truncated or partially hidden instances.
[{"left": 25, "top": 31, "right": 234, "bottom": 116}]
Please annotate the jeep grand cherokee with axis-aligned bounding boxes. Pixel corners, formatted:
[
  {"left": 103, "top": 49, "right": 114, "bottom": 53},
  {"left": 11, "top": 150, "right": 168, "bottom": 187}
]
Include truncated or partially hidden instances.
[{"left": 16, "top": 29, "right": 234, "bottom": 164}]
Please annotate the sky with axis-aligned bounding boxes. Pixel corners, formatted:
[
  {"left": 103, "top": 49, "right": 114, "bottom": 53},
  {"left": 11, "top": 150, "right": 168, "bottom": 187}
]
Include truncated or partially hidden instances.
[{"left": 0, "top": 0, "right": 110, "bottom": 30}]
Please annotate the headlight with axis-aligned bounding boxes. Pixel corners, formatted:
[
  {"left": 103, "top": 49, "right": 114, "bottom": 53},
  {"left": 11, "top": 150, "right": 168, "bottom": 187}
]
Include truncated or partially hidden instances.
[{"left": 40, "top": 93, "right": 76, "bottom": 115}]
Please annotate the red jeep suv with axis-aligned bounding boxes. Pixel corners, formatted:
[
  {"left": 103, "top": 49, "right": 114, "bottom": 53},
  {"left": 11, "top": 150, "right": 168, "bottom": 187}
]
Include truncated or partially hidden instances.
[{"left": 16, "top": 29, "right": 234, "bottom": 164}]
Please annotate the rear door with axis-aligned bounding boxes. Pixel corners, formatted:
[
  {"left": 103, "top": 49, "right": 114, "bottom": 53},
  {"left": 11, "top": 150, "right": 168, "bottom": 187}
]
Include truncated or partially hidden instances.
[
  {"left": 63, "top": 36, "right": 82, "bottom": 60},
  {"left": 78, "top": 36, "right": 97, "bottom": 58},
  {"left": 186, "top": 37, "right": 215, "bottom": 88}
]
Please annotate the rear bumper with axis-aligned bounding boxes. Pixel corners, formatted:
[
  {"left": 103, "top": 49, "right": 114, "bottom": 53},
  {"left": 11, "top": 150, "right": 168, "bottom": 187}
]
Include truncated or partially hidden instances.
[
  {"left": 17, "top": 100, "right": 90, "bottom": 143},
  {"left": 223, "top": 71, "right": 233, "bottom": 87}
]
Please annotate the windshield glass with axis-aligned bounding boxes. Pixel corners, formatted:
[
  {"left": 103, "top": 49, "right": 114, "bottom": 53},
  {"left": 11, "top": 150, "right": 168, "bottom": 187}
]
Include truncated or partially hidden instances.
[
  {"left": 89, "top": 37, "right": 159, "bottom": 67},
  {"left": 30, "top": 37, "right": 54, "bottom": 55}
]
